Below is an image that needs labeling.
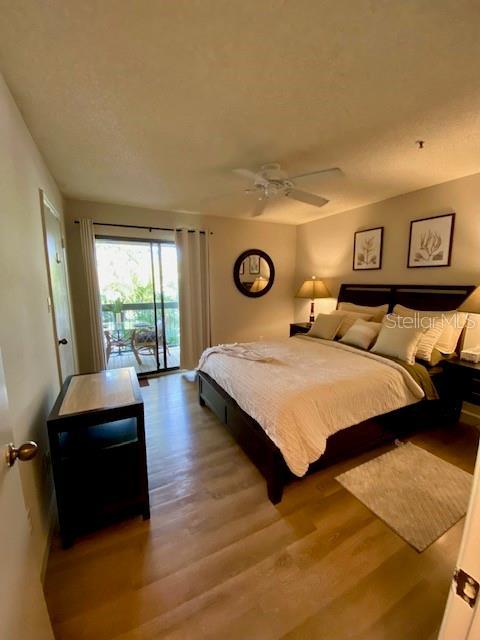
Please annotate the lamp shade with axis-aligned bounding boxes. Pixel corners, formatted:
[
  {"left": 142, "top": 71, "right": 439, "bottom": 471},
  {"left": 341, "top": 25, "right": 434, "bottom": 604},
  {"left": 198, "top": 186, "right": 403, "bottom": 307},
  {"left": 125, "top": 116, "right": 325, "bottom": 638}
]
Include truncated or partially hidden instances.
[
  {"left": 295, "top": 277, "right": 330, "bottom": 299},
  {"left": 250, "top": 276, "right": 268, "bottom": 293},
  {"left": 458, "top": 287, "right": 480, "bottom": 313}
]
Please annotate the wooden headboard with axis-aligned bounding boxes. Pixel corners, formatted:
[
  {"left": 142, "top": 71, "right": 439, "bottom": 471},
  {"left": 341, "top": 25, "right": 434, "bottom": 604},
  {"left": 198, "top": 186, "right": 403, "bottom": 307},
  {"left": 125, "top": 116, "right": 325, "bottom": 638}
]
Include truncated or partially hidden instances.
[{"left": 337, "top": 284, "right": 475, "bottom": 312}]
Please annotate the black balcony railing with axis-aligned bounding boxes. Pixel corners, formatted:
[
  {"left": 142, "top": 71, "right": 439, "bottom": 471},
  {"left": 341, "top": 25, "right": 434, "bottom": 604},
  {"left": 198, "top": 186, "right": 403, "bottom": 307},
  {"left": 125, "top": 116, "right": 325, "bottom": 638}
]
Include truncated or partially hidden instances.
[{"left": 102, "top": 301, "right": 179, "bottom": 347}]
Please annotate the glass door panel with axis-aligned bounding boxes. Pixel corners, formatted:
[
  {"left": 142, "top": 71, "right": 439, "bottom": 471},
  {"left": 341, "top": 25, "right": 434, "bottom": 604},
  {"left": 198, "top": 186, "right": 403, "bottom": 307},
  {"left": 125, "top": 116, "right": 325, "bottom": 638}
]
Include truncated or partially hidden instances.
[
  {"left": 160, "top": 244, "right": 180, "bottom": 369},
  {"left": 96, "top": 237, "right": 179, "bottom": 375},
  {"left": 151, "top": 243, "right": 166, "bottom": 370}
]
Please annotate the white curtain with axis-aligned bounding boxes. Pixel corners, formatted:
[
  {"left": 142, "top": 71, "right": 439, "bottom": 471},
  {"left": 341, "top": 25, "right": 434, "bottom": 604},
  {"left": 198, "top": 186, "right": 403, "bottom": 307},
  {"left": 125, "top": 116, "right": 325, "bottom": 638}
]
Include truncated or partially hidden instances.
[
  {"left": 175, "top": 228, "right": 211, "bottom": 370},
  {"left": 79, "top": 219, "right": 107, "bottom": 371}
]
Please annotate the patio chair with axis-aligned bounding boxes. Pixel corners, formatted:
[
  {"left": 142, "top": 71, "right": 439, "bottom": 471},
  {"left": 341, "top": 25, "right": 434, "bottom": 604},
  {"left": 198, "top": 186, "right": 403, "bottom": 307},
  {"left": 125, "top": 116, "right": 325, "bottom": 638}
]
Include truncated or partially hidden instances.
[
  {"left": 131, "top": 326, "right": 171, "bottom": 366},
  {"left": 104, "top": 329, "right": 132, "bottom": 363}
]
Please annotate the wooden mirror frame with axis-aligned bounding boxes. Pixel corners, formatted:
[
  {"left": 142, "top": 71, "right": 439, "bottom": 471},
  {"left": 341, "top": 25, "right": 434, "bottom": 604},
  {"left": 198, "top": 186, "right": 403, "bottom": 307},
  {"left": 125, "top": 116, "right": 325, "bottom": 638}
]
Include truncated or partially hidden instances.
[{"left": 233, "top": 249, "right": 275, "bottom": 298}]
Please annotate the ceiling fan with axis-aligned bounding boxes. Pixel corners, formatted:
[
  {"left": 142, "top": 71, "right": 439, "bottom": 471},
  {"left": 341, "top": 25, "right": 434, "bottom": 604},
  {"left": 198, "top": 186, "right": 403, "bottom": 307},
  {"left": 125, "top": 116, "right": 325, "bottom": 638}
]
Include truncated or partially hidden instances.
[{"left": 233, "top": 163, "right": 342, "bottom": 217}]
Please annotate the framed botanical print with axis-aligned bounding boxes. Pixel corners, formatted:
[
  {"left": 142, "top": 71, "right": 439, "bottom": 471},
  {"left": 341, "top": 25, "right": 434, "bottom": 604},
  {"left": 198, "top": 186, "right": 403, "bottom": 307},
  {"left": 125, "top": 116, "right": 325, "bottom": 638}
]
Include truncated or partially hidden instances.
[
  {"left": 407, "top": 213, "right": 455, "bottom": 268},
  {"left": 353, "top": 227, "right": 383, "bottom": 270},
  {"left": 249, "top": 254, "right": 260, "bottom": 275}
]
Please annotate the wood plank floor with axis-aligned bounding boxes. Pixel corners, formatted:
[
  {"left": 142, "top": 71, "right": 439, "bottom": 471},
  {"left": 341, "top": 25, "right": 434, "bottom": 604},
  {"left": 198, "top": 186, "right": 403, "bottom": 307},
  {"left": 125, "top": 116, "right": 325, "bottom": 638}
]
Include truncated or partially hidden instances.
[
  {"left": 45, "top": 373, "right": 479, "bottom": 640},
  {"left": 106, "top": 346, "right": 180, "bottom": 374}
]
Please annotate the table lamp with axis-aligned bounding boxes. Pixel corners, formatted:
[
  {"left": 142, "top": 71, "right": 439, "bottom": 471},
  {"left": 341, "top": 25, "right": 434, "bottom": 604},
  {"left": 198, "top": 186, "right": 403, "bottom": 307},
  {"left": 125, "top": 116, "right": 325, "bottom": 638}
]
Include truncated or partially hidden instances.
[
  {"left": 250, "top": 276, "right": 268, "bottom": 293},
  {"left": 458, "top": 287, "right": 480, "bottom": 314},
  {"left": 295, "top": 276, "right": 330, "bottom": 322}
]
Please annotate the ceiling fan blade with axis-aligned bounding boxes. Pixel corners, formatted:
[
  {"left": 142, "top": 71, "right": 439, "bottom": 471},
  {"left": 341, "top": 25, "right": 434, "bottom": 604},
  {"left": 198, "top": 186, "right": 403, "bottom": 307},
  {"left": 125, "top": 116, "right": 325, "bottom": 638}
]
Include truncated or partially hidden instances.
[
  {"left": 252, "top": 196, "right": 269, "bottom": 217},
  {"left": 287, "top": 189, "right": 329, "bottom": 208},
  {"left": 290, "top": 167, "right": 342, "bottom": 181},
  {"left": 233, "top": 168, "right": 269, "bottom": 186}
]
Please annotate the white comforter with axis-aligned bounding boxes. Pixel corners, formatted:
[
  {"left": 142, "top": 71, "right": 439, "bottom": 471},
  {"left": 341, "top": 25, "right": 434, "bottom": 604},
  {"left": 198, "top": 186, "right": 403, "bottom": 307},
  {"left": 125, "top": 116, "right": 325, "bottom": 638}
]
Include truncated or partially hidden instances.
[{"left": 198, "top": 336, "right": 424, "bottom": 477}]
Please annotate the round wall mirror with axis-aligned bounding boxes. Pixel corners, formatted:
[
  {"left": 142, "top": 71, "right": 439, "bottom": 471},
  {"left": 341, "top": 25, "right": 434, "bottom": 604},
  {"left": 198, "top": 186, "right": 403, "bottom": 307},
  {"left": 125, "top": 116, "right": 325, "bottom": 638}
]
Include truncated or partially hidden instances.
[{"left": 233, "top": 249, "right": 275, "bottom": 298}]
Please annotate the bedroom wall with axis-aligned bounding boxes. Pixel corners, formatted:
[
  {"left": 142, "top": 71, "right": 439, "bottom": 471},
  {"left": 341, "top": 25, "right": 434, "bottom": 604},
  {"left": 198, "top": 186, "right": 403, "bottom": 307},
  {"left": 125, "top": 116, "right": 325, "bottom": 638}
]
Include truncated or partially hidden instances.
[
  {"left": 64, "top": 199, "right": 296, "bottom": 372},
  {"left": 295, "top": 172, "right": 480, "bottom": 345},
  {"left": 295, "top": 172, "right": 480, "bottom": 420},
  {"left": 0, "top": 73, "right": 65, "bottom": 571}
]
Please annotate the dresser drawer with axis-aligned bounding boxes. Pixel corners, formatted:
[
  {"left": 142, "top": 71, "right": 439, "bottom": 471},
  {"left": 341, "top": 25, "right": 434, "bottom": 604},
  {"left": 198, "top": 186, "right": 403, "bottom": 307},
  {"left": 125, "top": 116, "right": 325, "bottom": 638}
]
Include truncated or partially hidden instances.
[{"left": 465, "top": 377, "right": 480, "bottom": 405}]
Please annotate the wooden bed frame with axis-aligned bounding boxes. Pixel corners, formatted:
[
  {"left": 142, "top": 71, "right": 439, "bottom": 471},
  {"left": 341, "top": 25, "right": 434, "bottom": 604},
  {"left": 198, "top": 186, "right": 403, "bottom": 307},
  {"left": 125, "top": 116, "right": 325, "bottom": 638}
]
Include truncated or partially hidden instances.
[{"left": 198, "top": 283, "right": 475, "bottom": 503}]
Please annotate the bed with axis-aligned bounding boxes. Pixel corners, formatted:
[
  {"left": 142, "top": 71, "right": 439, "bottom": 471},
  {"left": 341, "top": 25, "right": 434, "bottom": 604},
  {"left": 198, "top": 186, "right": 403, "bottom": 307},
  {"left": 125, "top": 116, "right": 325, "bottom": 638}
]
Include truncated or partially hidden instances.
[{"left": 198, "top": 284, "right": 474, "bottom": 503}]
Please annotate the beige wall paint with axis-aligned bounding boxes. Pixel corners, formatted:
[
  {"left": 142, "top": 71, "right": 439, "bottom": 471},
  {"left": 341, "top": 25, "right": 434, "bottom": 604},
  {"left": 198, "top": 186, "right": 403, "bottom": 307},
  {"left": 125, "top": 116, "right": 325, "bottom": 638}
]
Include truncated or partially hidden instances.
[
  {"left": 295, "top": 172, "right": 480, "bottom": 340},
  {"left": 0, "top": 74, "right": 65, "bottom": 571},
  {"left": 64, "top": 200, "right": 296, "bottom": 372}
]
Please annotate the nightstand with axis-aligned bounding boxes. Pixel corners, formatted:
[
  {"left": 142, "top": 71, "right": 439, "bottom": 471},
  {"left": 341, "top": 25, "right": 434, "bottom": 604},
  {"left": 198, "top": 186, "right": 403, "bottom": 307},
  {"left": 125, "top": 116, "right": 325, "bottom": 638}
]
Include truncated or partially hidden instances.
[
  {"left": 443, "top": 358, "right": 480, "bottom": 421},
  {"left": 290, "top": 322, "right": 312, "bottom": 337}
]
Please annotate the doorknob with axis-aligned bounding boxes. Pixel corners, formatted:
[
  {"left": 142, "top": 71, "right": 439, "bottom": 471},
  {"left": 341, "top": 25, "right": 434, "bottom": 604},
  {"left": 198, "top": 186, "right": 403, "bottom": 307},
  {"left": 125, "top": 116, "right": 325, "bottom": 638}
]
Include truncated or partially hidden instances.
[
  {"left": 4, "top": 441, "right": 39, "bottom": 467},
  {"left": 58, "top": 338, "right": 68, "bottom": 345}
]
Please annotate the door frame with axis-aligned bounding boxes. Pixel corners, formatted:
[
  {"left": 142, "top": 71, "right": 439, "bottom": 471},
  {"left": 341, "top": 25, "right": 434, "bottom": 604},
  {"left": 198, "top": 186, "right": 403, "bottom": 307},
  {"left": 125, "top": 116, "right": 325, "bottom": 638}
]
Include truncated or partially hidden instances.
[
  {"left": 95, "top": 234, "right": 179, "bottom": 376},
  {"left": 39, "top": 189, "right": 76, "bottom": 384},
  {"left": 439, "top": 439, "right": 480, "bottom": 638}
]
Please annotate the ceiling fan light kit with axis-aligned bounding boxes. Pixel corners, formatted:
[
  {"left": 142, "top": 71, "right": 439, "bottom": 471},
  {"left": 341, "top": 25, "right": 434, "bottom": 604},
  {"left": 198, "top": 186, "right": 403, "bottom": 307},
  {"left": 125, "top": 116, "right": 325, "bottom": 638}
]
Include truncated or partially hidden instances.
[{"left": 233, "top": 164, "right": 342, "bottom": 217}]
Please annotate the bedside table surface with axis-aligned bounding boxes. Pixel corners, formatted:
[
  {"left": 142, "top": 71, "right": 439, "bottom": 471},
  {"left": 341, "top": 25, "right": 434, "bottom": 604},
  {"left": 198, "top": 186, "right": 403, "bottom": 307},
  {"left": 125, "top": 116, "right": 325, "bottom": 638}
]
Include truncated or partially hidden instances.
[
  {"left": 444, "top": 357, "right": 480, "bottom": 373},
  {"left": 289, "top": 322, "right": 312, "bottom": 337}
]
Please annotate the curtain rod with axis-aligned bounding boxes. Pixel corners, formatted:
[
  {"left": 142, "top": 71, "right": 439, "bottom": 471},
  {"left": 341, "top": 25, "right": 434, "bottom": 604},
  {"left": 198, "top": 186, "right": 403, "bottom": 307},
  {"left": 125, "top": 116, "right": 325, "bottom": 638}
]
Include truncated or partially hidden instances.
[{"left": 73, "top": 220, "right": 212, "bottom": 235}]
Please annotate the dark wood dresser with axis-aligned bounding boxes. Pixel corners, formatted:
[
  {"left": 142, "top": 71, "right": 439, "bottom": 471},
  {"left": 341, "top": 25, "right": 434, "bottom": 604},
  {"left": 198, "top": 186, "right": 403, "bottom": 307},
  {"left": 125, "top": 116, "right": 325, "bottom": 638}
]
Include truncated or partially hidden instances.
[{"left": 47, "top": 367, "right": 150, "bottom": 547}]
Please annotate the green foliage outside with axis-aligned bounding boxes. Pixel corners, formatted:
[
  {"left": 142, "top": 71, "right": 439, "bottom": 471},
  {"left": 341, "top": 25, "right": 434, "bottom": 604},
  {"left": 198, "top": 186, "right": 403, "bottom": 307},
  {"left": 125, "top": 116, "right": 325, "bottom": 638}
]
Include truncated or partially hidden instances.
[{"left": 97, "top": 241, "right": 180, "bottom": 346}]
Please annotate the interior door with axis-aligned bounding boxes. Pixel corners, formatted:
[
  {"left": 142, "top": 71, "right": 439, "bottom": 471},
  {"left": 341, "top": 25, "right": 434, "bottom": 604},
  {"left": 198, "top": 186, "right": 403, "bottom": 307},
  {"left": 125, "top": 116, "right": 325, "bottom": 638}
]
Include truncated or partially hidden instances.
[
  {"left": 41, "top": 191, "right": 75, "bottom": 382},
  {"left": 0, "top": 350, "right": 54, "bottom": 640},
  {"left": 439, "top": 440, "right": 480, "bottom": 638}
]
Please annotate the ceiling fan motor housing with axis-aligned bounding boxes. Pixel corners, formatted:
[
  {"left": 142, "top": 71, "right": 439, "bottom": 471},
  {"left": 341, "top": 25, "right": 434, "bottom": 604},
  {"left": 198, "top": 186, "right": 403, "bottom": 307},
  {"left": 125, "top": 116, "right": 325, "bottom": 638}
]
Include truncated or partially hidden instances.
[
  {"left": 254, "top": 164, "right": 293, "bottom": 198},
  {"left": 260, "top": 163, "right": 287, "bottom": 181},
  {"left": 265, "top": 180, "right": 293, "bottom": 198}
]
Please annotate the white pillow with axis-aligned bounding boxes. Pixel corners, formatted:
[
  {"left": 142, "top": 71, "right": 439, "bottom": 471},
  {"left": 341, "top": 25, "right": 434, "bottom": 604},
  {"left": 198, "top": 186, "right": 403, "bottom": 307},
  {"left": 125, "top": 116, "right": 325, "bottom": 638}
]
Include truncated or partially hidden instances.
[
  {"left": 337, "top": 302, "right": 389, "bottom": 322},
  {"left": 392, "top": 304, "right": 468, "bottom": 354},
  {"left": 308, "top": 313, "right": 344, "bottom": 340},
  {"left": 415, "top": 317, "right": 445, "bottom": 363},
  {"left": 329, "top": 310, "right": 373, "bottom": 337},
  {"left": 370, "top": 319, "right": 425, "bottom": 364},
  {"left": 339, "top": 320, "right": 382, "bottom": 350}
]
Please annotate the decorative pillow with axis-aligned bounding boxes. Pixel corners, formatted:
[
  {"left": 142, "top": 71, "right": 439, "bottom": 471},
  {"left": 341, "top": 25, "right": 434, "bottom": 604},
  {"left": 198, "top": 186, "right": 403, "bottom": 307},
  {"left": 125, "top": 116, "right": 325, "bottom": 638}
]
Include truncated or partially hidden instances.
[
  {"left": 370, "top": 318, "right": 425, "bottom": 364},
  {"left": 415, "top": 317, "right": 445, "bottom": 363},
  {"left": 308, "top": 313, "right": 344, "bottom": 340},
  {"left": 337, "top": 302, "right": 389, "bottom": 322},
  {"left": 339, "top": 320, "right": 382, "bottom": 350},
  {"left": 329, "top": 310, "right": 373, "bottom": 338},
  {"left": 392, "top": 304, "right": 468, "bottom": 354},
  {"left": 428, "top": 348, "right": 447, "bottom": 367}
]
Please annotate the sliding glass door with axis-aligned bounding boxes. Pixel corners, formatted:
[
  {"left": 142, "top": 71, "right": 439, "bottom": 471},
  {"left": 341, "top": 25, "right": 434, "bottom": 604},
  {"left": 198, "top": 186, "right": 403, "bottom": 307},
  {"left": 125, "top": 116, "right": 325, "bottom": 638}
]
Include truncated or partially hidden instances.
[{"left": 95, "top": 237, "right": 180, "bottom": 375}]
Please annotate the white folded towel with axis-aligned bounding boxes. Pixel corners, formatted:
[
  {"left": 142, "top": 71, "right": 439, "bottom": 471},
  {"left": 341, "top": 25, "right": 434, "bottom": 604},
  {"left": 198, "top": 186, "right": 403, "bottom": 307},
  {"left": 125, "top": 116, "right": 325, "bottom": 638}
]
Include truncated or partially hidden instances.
[{"left": 197, "top": 343, "right": 275, "bottom": 370}]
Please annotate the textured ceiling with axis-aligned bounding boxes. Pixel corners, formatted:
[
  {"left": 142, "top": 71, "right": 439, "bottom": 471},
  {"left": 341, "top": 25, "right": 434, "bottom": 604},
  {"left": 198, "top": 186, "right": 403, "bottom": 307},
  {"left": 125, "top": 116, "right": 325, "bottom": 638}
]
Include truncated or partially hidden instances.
[{"left": 1, "top": 1, "right": 480, "bottom": 224}]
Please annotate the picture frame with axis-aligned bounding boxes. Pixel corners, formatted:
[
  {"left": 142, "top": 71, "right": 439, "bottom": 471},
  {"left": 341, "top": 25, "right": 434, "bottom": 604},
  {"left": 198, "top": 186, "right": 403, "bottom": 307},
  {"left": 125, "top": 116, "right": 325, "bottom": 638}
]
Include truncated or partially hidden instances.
[
  {"left": 249, "top": 254, "right": 260, "bottom": 275},
  {"left": 353, "top": 227, "right": 383, "bottom": 271},
  {"left": 407, "top": 213, "right": 455, "bottom": 268}
]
